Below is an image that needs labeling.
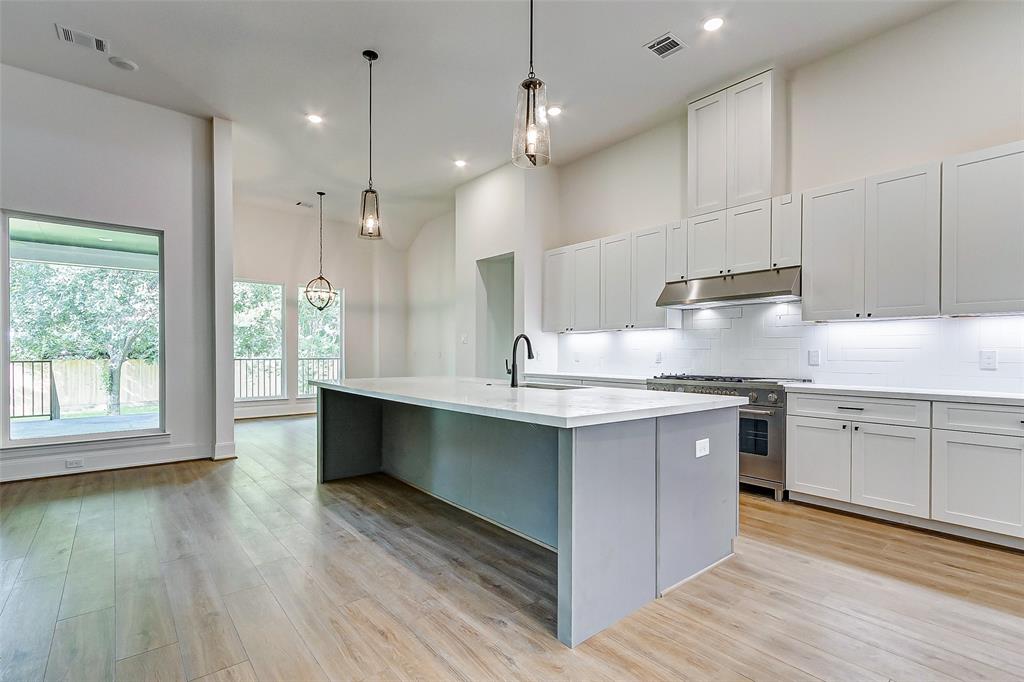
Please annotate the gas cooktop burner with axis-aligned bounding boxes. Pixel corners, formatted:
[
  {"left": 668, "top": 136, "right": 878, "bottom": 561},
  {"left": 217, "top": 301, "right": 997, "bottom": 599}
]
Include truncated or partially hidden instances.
[{"left": 652, "top": 374, "right": 799, "bottom": 383}]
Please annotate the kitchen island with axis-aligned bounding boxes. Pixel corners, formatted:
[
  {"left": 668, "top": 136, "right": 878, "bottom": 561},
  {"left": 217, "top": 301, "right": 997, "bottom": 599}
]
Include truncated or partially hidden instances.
[{"left": 314, "top": 376, "right": 746, "bottom": 646}]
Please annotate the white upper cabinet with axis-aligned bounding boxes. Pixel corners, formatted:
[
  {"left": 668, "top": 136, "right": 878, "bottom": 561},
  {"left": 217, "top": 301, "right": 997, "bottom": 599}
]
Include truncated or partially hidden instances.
[
  {"left": 687, "top": 210, "right": 727, "bottom": 279},
  {"left": 600, "top": 233, "right": 632, "bottom": 330},
  {"left": 941, "top": 140, "right": 1024, "bottom": 315},
  {"left": 726, "top": 199, "right": 772, "bottom": 274},
  {"left": 864, "top": 163, "right": 940, "bottom": 319},
  {"left": 687, "top": 92, "right": 728, "bottom": 217},
  {"left": 542, "top": 247, "right": 573, "bottom": 332},
  {"left": 802, "top": 179, "right": 866, "bottom": 321},
  {"left": 665, "top": 221, "right": 686, "bottom": 283},
  {"left": 631, "top": 226, "right": 669, "bottom": 329},
  {"left": 687, "top": 69, "right": 787, "bottom": 218},
  {"left": 726, "top": 72, "right": 773, "bottom": 207},
  {"left": 571, "top": 240, "right": 601, "bottom": 332},
  {"left": 770, "top": 194, "right": 801, "bottom": 269}
]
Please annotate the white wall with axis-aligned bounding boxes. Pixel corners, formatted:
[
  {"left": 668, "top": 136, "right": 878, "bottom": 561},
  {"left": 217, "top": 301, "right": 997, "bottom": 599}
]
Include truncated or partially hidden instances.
[
  {"left": 0, "top": 65, "right": 218, "bottom": 479},
  {"left": 558, "top": 306, "right": 1024, "bottom": 393},
  {"left": 545, "top": 0, "right": 1024, "bottom": 391},
  {"left": 790, "top": 0, "right": 1024, "bottom": 192},
  {"left": 232, "top": 201, "right": 406, "bottom": 418},
  {"left": 405, "top": 212, "right": 456, "bottom": 375},
  {"left": 557, "top": 118, "right": 685, "bottom": 246},
  {"left": 453, "top": 164, "right": 557, "bottom": 377}
]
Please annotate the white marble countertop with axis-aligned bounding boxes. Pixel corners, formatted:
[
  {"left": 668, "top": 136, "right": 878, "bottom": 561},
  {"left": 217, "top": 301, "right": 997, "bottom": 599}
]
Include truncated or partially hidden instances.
[
  {"left": 784, "top": 382, "right": 1024, "bottom": 407},
  {"left": 522, "top": 370, "right": 649, "bottom": 383},
  {"left": 312, "top": 376, "right": 747, "bottom": 428}
]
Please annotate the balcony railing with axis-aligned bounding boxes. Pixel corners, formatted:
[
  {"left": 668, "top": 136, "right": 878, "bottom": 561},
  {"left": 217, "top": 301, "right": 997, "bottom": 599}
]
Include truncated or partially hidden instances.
[
  {"left": 10, "top": 360, "right": 60, "bottom": 419},
  {"left": 234, "top": 358, "right": 283, "bottom": 400},
  {"left": 298, "top": 357, "right": 341, "bottom": 397}
]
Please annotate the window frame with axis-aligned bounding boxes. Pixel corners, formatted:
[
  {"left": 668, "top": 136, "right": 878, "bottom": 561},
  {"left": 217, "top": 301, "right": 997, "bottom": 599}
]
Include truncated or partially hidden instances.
[
  {"left": 296, "top": 287, "right": 345, "bottom": 399},
  {"left": 232, "top": 278, "right": 287, "bottom": 403},
  {"left": 1, "top": 210, "right": 167, "bottom": 450}
]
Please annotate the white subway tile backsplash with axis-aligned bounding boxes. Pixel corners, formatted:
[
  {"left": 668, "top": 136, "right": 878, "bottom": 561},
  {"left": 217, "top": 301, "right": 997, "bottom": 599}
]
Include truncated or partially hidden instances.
[{"left": 557, "top": 304, "right": 1024, "bottom": 393}]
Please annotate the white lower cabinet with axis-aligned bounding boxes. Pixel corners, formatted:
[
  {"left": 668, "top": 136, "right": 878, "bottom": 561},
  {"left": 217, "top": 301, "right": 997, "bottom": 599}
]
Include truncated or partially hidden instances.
[
  {"left": 932, "top": 429, "right": 1024, "bottom": 538},
  {"left": 851, "top": 422, "right": 931, "bottom": 518},
  {"left": 787, "top": 416, "right": 851, "bottom": 502}
]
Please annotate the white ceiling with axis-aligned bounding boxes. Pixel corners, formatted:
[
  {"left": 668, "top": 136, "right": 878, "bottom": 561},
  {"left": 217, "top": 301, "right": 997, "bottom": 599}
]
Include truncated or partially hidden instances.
[{"left": 0, "top": 0, "right": 946, "bottom": 247}]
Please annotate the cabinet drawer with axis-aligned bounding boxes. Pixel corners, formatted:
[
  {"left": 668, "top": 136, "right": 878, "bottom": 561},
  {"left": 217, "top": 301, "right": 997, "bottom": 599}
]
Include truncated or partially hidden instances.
[
  {"left": 933, "top": 402, "right": 1024, "bottom": 437},
  {"left": 788, "top": 393, "right": 930, "bottom": 427}
]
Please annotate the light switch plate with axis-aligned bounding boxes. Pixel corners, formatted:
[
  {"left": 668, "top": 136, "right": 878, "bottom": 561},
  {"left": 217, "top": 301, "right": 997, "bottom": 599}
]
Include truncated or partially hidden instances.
[
  {"left": 655, "top": 351, "right": 663, "bottom": 364},
  {"left": 460, "top": 334, "right": 468, "bottom": 345},
  {"left": 980, "top": 350, "right": 998, "bottom": 370},
  {"left": 780, "top": 193, "right": 792, "bottom": 205},
  {"left": 808, "top": 349, "right": 821, "bottom": 367},
  {"left": 695, "top": 438, "right": 710, "bottom": 458}
]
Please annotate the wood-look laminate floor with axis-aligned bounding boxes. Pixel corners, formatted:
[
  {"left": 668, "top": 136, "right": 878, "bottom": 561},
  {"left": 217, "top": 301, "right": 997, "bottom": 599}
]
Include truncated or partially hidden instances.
[{"left": 2, "top": 416, "right": 1023, "bottom": 681}]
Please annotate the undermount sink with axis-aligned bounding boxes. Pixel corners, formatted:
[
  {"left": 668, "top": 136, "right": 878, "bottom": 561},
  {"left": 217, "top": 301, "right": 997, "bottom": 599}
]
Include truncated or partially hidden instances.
[{"left": 521, "top": 382, "right": 587, "bottom": 391}]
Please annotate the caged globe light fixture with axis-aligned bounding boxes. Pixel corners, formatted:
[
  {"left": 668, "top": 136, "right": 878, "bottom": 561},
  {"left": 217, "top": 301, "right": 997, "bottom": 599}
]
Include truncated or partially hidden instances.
[
  {"left": 358, "top": 49, "right": 383, "bottom": 239},
  {"left": 512, "top": 0, "right": 551, "bottom": 168},
  {"left": 304, "top": 191, "right": 337, "bottom": 310}
]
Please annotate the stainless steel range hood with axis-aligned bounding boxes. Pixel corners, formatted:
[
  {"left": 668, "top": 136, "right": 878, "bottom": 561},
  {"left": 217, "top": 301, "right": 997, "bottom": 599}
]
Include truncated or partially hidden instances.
[{"left": 657, "top": 266, "right": 801, "bottom": 310}]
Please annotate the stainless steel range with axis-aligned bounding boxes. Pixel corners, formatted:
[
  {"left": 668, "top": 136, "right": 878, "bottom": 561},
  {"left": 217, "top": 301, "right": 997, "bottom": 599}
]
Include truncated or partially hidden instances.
[{"left": 647, "top": 374, "right": 808, "bottom": 501}]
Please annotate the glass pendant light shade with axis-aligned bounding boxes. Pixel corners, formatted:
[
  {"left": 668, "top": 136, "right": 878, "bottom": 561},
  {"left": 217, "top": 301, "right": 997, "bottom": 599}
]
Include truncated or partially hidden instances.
[
  {"left": 512, "top": 76, "right": 550, "bottom": 168},
  {"left": 358, "top": 187, "right": 381, "bottom": 239},
  {"left": 304, "top": 275, "right": 336, "bottom": 310},
  {"left": 304, "top": 191, "right": 337, "bottom": 310}
]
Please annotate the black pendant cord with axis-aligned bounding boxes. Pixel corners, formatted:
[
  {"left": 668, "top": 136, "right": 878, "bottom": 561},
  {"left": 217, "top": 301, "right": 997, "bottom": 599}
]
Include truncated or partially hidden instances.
[
  {"left": 367, "top": 58, "right": 373, "bottom": 189},
  {"left": 317, "top": 191, "right": 325, "bottom": 276},
  {"left": 528, "top": 0, "right": 535, "bottom": 78}
]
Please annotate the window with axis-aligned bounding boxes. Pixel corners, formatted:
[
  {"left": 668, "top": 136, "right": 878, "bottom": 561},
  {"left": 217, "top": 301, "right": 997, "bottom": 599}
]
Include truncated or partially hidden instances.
[
  {"left": 233, "top": 281, "right": 284, "bottom": 400},
  {"left": 4, "top": 214, "right": 163, "bottom": 444},
  {"left": 297, "top": 288, "right": 343, "bottom": 397}
]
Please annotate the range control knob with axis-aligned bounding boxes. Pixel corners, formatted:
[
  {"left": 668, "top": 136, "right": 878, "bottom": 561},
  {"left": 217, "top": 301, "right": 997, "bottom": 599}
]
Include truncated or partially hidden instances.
[
  {"left": 748, "top": 391, "right": 758, "bottom": 401},
  {"left": 767, "top": 392, "right": 779, "bottom": 403}
]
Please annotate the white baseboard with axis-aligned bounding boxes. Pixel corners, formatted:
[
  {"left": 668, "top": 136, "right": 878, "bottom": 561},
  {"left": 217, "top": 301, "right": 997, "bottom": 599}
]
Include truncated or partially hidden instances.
[
  {"left": 212, "top": 441, "right": 236, "bottom": 459},
  {"left": 789, "top": 492, "right": 1024, "bottom": 552},
  {"left": 0, "top": 443, "right": 212, "bottom": 482},
  {"left": 234, "top": 402, "right": 316, "bottom": 420}
]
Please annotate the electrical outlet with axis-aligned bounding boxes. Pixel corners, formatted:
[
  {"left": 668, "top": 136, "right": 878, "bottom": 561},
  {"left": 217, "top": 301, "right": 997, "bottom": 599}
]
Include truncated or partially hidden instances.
[
  {"left": 808, "top": 349, "right": 821, "bottom": 367},
  {"left": 65, "top": 458, "right": 84, "bottom": 469},
  {"left": 573, "top": 352, "right": 581, "bottom": 364},
  {"left": 460, "top": 333, "right": 468, "bottom": 345},
  {"left": 695, "top": 438, "right": 710, "bottom": 458},
  {"left": 980, "top": 350, "right": 998, "bottom": 370},
  {"left": 655, "top": 351, "right": 663, "bottom": 364}
]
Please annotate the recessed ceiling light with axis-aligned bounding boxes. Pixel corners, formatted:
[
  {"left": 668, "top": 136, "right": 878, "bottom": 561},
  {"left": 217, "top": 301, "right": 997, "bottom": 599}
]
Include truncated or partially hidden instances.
[
  {"left": 547, "top": 106, "right": 562, "bottom": 117},
  {"left": 108, "top": 56, "right": 138, "bottom": 71},
  {"left": 306, "top": 114, "right": 323, "bottom": 124},
  {"left": 703, "top": 16, "right": 724, "bottom": 32},
  {"left": 454, "top": 159, "right": 467, "bottom": 168}
]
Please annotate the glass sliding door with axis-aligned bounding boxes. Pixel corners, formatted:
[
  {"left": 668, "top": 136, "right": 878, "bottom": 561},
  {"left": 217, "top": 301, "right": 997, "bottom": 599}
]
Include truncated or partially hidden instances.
[
  {"left": 297, "top": 288, "right": 343, "bottom": 397},
  {"left": 4, "top": 214, "right": 163, "bottom": 444}
]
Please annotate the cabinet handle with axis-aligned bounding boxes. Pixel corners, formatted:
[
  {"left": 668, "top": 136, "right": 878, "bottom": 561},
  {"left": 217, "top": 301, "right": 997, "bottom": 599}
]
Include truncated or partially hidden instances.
[
  {"left": 719, "top": 270, "right": 724, "bottom": 274},
  {"left": 867, "top": 313, "right": 872, "bottom": 318},
  {"left": 855, "top": 313, "right": 861, "bottom": 317},
  {"left": 773, "top": 262, "right": 778, "bottom": 267},
  {"left": 854, "top": 425, "right": 860, "bottom": 431},
  {"left": 727, "top": 269, "right": 732, "bottom": 273},
  {"left": 837, "top": 406, "right": 864, "bottom": 411},
  {"left": 842, "top": 424, "right": 848, "bottom": 429}
]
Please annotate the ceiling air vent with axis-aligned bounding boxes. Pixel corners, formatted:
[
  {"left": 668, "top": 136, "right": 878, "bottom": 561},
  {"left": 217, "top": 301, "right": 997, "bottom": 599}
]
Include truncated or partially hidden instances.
[
  {"left": 54, "top": 24, "right": 111, "bottom": 54},
  {"left": 644, "top": 32, "right": 686, "bottom": 59}
]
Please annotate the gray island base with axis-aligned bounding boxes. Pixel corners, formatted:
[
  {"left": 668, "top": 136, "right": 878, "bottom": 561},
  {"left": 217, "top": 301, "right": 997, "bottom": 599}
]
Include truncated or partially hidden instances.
[{"left": 315, "top": 377, "right": 745, "bottom": 647}]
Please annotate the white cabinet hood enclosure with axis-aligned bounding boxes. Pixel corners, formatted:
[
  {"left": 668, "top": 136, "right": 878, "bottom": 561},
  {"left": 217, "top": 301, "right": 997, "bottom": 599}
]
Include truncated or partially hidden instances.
[{"left": 657, "top": 266, "right": 802, "bottom": 310}]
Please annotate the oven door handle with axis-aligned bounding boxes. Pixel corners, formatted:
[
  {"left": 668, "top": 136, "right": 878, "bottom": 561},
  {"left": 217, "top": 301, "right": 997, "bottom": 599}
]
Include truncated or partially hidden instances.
[{"left": 739, "top": 407, "right": 776, "bottom": 417}]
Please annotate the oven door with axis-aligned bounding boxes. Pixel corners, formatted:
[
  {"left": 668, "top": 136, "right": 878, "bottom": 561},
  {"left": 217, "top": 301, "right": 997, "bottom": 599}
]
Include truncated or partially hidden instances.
[{"left": 738, "top": 406, "right": 785, "bottom": 485}]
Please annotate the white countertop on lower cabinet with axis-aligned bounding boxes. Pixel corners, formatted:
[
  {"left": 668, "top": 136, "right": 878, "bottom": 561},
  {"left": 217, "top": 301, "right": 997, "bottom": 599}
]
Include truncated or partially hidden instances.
[
  {"left": 312, "top": 376, "right": 747, "bottom": 428},
  {"left": 783, "top": 382, "right": 1024, "bottom": 407}
]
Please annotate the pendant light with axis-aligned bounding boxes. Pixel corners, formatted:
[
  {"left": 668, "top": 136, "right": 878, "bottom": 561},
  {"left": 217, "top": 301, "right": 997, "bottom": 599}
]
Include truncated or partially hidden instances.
[
  {"left": 359, "top": 49, "right": 382, "bottom": 239},
  {"left": 512, "top": 0, "right": 550, "bottom": 168},
  {"left": 304, "top": 191, "right": 337, "bottom": 310}
]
